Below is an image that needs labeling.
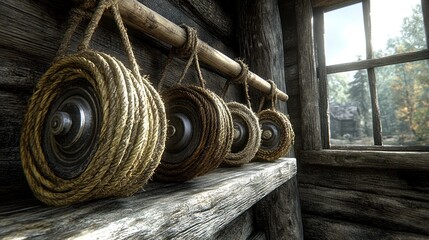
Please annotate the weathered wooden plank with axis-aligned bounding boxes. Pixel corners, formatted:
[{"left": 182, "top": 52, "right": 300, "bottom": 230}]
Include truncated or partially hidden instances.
[
  {"left": 0, "top": 91, "right": 29, "bottom": 163},
  {"left": 0, "top": 0, "right": 239, "bottom": 96},
  {"left": 299, "top": 164, "right": 429, "bottom": 202},
  {"left": 295, "top": 0, "right": 322, "bottom": 150},
  {"left": 300, "top": 150, "right": 429, "bottom": 170},
  {"left": 313, "top": 9, "right": 330, "bottom": 148},
  {"left": 167, "top": 0, "right": 234, "bottom": 44},
  {"left": 253, "top": 177, "right": 303, "bottom": 240},
  {"left": 213, "top": 209, "right": 254, "bottom": 240},
  {"left": 299, "top": 184, "right": 429, "bottom": 235},
  {"left": 303, "top": 214, "right": 429, "bottom": 240},
  {"left": 311, "top": 0, "right": 360, "bottom": 9},
  {"left": 0, "top": 49, "right": 47, "bottom": 90},
  {"left": 326, "top": 49, "right": 429, "bottom": 74},
  {"left": 0, "top": 158, "right": 297, "bottom": 239}
]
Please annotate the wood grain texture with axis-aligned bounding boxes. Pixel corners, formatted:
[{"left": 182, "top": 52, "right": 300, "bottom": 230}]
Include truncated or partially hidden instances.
[
  {"left": 300, "top": 150, "right": 429, "bottom": 170},
  {"left": 279, "top": 0, "right": 302, "bottom": 159},
  {"left": 0, "top": 0, "right": 242, "bottom": 181},
  {"left": 167, "top": 0, "right": 234, "bottom": 44},
  {"left": 300, "top": 184, "right": 429, "bottom": 236},
  {"left": 0, "top": 158, "right": 297, "bottom": 239},
  {"left": 295, "top": 0, "right": 321, "bottom": 150},
  {"left": 303, "top": 214, "right": 429, "bottom": 240},
  {"left": 254, "top": 177, "right": 303, "bottom": 240},
  {"left": 237, "top": 2, "right": 302, "bottom": 238},
  {"left": 213, "top": 209, "right": 254, "bottom": 240},
  {"left": 299, "top": 163, "right": 429, "bottom": 238},
  {"left": 237, "top": 0, "right": 289, "bottom": 112}
]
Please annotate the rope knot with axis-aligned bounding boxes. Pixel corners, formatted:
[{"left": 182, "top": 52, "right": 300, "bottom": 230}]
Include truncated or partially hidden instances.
[
  {"left": 174, "top": 25, "right": 199, "bottom": 58},
  {"left": 231, "top": 60, "right": 249, "bottom": 85}
]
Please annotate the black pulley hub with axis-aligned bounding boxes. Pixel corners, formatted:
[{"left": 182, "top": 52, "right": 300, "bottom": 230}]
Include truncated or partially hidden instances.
[
  {"left": 260, "top": 119, "right": 281, "bottom": 150},
  {"left": 163, "top": 99, "right": 201, "bottom": 164},
  {"left": 231, "top": 117, "right": 249, "bottom": 153},
  {"left": 42, "top": 80, "right": 101, "bottom": 179}
]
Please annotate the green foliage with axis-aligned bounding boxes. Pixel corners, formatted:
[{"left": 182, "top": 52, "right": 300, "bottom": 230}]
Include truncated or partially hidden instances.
[{"left": 376, "top": 4, "right": 429, "bottom": 145}]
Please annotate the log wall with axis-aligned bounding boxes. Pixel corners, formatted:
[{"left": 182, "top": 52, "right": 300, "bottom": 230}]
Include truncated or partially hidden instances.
[
  {"left": 0, "top": 0, "right": 240, "bottom": 189},
  {"left": 290, "top": 0, "right": 429, "bottom": 238},
  {"left": 0, "top": 0, "right": 301, "bottom": 239}
]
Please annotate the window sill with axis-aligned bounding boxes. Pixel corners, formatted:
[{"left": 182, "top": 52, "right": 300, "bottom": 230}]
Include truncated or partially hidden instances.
[
  {"left": 0, "top": 158, "right": 296, "bottom": 239},
  {"left": 300, "top": 150, "right": 429, "bottom": 170}
]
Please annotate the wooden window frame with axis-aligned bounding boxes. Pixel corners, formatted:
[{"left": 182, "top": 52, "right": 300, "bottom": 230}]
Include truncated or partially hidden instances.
[{"left": 314, "top": 0, "right": 429, "bottom": 151}]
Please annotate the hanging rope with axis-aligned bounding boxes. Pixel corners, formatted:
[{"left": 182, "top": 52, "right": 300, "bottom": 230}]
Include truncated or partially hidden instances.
[
  {"left": 221, "top": 60, "right": 261, "bottom": 167},
  {"left": 155, "top": 25, "right": 233, "bottom": 182},
  {"left": 20, "top": 0, "right": 166, "bottom": 206},
  {"left": 255, "top": 80, "right": 294, "bottom": 161}
]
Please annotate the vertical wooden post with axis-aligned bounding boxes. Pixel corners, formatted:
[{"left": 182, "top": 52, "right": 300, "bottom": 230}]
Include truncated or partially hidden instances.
[
  {"left": 295, "top": 0, "right": 322, "bottom": 150},
  {"left": 313, "top": 8, "right": 330, "bottom": 149},
  {"left": 422, "top": 0, "right": 429, "bottom": 48},
  {"left": 237, "top": 0, "right": 288, "bottom": 114},
  {"left": 237, "top": 0, "right": 303, "bottom": 239},
  {"left": 363, "top": 0, "right": 383, "bottom": 145}
]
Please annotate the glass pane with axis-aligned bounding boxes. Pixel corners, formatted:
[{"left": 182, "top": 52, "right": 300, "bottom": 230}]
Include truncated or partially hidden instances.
[
  {"left": 376, "top": 60, "right": 429, "bottom": 146},
  {"left": 372, "top": 0, "right": 427, "bottom": 57},
  {"left": 324, "top": 3, "right": 366, "bottom": 65},
  {"left": 328, "top": 70, "right": 373, "bottom": 145}
]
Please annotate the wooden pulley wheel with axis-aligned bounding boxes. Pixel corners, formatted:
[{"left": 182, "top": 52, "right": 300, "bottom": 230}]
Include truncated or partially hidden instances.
[
  {"left": 222, "top": 102, "right": 261, "bottom": 167},
  {"left": 155, "top": 85, "right": 233, "bottom": 182},
  {"left": 256, "top": 109, "right": 294, "bottom": 161},
  {"left": 20, "top": 50, "right": 165, "bottom": 206}
]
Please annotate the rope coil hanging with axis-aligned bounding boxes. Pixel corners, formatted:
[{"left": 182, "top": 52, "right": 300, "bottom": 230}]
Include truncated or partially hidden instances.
[
  {"left": 155, "top": 25, "right": 233, "bottom": 182},
  {"left": 221, "top": 60, "right": 261, "bottom": 167},
  {"left": 20, "top": 0, "right": 166, "bottom": 206},
  {"left": 255, "top": 81, "right": 294, "bottom": 161}
]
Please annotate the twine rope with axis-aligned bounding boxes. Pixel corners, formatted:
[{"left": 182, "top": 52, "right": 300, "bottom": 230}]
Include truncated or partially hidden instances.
[
  {"left": 20, "top": 0, "right": 166, "bottom": 206},
  {"left": 255, "top": 81, "right": 294, "bottom": 161},
  {"left": 155, "top": 85, "right": 233, "bottom": 182},
  {"left": 222, "top": 102, "right": 261, "bottom": 167},
  {"left": 158, "top": 25, "right": 206, "bottom": 90},
  {"left": 222, "top": 60, "right": 252, "bottom": 110},
  {"left": 258, "top": 80, "right": 279, "bottom": 113},
  {"left": 155, "top": 26, "right": 233, "bottom": 181}
]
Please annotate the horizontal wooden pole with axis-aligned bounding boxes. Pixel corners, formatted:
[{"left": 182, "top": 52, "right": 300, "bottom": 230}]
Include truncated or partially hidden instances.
[{"left": 73, "top": 0, "right": 289, "bottom": 101}]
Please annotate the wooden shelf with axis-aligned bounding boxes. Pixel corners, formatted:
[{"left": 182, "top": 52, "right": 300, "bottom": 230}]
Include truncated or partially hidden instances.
[{"left": 0, "top": 158, "right": 296, "bottom": 239}]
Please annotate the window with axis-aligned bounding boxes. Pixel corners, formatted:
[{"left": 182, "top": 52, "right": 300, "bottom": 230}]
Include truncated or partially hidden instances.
[{"left": 314, "top": 0, "right": 429, "bottom": 149}]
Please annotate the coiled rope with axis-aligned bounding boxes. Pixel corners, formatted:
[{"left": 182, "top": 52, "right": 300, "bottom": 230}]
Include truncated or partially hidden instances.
[
  {"left": 221, "top": 60, "right": 261, "bottom": 167},
  {"left": 155, "top": 26, "right": 233, "bottom": 182},
  {"left": 20, "top": 0, "right": 166, "bottom": 206},
  {"left": 255, "top": 81, "right": 294, "bottom": 161}
]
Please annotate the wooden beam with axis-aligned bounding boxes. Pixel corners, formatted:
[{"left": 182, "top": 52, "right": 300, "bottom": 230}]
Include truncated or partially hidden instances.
[
  {"left": 312, "top": 0, "right": 360, "bottom": 10},
  {"left": 296, "top": 0, "right": 322, "bottom": 150},
  {"left": 237, "top": 1, "right": 302, "bottom": 238},
  {"left": 326, "top": 49, "right": 429, "bottom": 74},
  {"left": 300, "top": 150, "right": 429, "bottom": 170},
  {"left": 0, "top": 158, "right": 297, "bottom": 239},
  {"left": 72, "top": 0, "right": 289, "bottom": 101},
  {"left": 313, "top": 8, "right": 330, "bottom": 149}
]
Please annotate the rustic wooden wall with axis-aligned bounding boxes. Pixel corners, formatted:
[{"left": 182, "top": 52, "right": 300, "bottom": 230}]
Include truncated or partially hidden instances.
[
  {"left": 0, "top": 0, "right": 241, "bottom": 189},
  {"left": 289, "top": 0, "right": 429, "bottom": 238},
  {"left": 0, "top": 0, "right": 302, "bottom": 239}
]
